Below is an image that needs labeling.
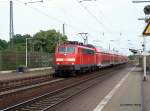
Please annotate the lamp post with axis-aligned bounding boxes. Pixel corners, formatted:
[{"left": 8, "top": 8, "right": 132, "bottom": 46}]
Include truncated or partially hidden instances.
[
  {"left": 109, "top": 40, "right": 115, "bottom": 50},
  {"left": 108, "top": 40, "right": 115, "bottom": 65},
  {"left": 26, "top": 38, "right": 32, "bottom": 68}
]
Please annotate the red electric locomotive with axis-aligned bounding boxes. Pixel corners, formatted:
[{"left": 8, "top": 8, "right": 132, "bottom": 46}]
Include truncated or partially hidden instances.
[
  {"left": 54, "top": 41, "right": 96, "bottom": 76},
  {"left": 54, "top": 41, "right": 128, "bottom": 76}
]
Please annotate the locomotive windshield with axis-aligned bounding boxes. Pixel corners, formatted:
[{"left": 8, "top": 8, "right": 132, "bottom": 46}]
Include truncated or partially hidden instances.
[{"left": 58, "top": 47, "right": 75, "bottom": 53}]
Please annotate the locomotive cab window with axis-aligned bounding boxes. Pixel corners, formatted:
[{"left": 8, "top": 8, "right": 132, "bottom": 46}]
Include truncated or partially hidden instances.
[
  {"left": 66, "top": 47, "right": 75, "bottom": 53},
  {"left": 58, "top": 47, "right": 66, "bottom": 53},
  {"left": 82, "top": 49, "right": 94, "bottom": 55},
  {"left": 58, "top": 47, "right": 75, "bottom": 53}
]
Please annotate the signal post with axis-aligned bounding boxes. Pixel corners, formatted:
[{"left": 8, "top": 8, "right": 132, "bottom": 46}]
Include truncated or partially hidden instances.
[
  {"left": 142, "top": 5, "right": 150, "bottom": 81},
  {"left": 133, "top": 1, "right": 150, "bottom": 81}
]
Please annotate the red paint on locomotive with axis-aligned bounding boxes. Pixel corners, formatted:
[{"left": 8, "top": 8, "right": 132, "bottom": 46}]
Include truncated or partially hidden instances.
[{"left": 54, "top": 41, "right": 128, "bottom": 76}]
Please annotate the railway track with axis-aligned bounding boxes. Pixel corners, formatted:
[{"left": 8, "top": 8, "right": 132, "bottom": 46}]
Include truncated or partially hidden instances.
[
  {"left": 2, "top": 64, "right": 129, "bottom": 111},
  {"left": 0, "top": 73, "right": 53, "bottom": 93},
  {"left": 0, "top": 78, "right": 65, "bottom": 97}
]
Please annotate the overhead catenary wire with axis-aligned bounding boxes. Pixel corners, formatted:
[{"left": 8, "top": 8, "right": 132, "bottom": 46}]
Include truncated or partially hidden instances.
[
  {"left": 74, "top": 1, "right": 121, "bottom": 40},
  {"left": 89, "top": 1, "right": 124, "bottom": 36},
  {"left": 15, "top": 0, "right": 105, "bottom": 38},
  {"left": 75, "top": 0, "right": 112, "bottom": 33},
  {"left": 47, "top": 0, "right": 70, "bottom": 23},
  {"left": 14, "top": 0, "right": 122, "bottom": 36},
  {"left": 15, "top": 0, "right": 87, "bottom": 33},
  {"left": 93, "top": 1, "right": 117, "bottom": 32},
  {"left": 9, "top": 0, "right": 130, "bottom": 39},
  {"left": 16, "top": 0, "right": 65, "bottom": 24},
  {"left": 46, "top": 0, "right": 84, "bottom": 32},
  {"left": 47, "top": 0, "right": 103, "bottom": 34},
  {"left": 81, "top": 0, "right": 113, "bottom": 30}
]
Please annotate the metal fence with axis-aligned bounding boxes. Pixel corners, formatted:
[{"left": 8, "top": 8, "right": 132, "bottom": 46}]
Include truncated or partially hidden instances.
[{"left": 0, "top": 51, "right": 54, "bottom": 71}]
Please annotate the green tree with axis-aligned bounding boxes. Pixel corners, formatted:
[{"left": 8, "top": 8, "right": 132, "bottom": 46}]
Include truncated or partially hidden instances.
[
  {"left": 6, "top": 29, "right": 67, "bottom": 52},
  {"left": 128, "top": 55, "right": 136, "bottom": 60},
  {"left": 9, "top": 34, "right": 32, "bottom": 51},
  {"left": 0, "top": 39, "right": 8, "bottom": 50},
  {"left": 13, "top": 34, "right": 31, "bottom": 44},
  {"left": 33, "top": 29, "right": 67, "bottom": 53}
]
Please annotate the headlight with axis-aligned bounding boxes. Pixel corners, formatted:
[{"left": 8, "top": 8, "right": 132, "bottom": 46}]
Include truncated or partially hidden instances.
[
  {"left": 67, "top": 58, "right": 76, "bottom": 61},
  {"left": 56, "top": 58, "right": 63, "bottom": 61}
]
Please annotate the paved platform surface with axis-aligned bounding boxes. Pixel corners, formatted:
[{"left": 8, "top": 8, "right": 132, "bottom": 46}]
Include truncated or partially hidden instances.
[
  {"left": 51, "top": 65, "right": 145, "bottom": 111},
  {"left": 0, "top": 67, "right": 54, "bottom": 82},
  {"left": 2, "top": 65, "right": 147, "bottom": 111},
  {"left": 50, "top": 64, "right": 136, "bottom": 111},
  {"left": 143, "top": 72, "right": 150, "bottom": 111},
  {"left": 95, "top": 66, "right": 142, "bottom": 111}
]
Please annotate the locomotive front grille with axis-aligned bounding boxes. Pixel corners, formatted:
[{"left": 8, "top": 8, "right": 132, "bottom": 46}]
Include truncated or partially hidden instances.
[{"left": 56, "top": 65, "right": 75, "bottom": 70}]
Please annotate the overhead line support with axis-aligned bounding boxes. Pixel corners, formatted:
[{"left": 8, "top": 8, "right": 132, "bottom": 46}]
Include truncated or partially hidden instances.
[
  {"left": 9, "top": 0, "right": 14, "bottom": 48},
  {"left": 78, "top": 33, "right": 88, "bottom": 44}
]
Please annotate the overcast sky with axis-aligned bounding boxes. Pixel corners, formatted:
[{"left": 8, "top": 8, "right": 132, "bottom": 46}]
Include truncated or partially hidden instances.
[{"left": 0, "top": 0, "right": 149, "bottom": 55}]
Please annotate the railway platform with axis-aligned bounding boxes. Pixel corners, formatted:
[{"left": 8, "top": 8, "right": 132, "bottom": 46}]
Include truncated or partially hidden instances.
[
  {"left": 0, "top": 67, "right": 53, "bottom": 82},
  {"left": 52, "top": 65, "right": 148, "bottom": 111},
  {"left": 2, "top": 64, "right": 150, "bottom": 111},
  {"left": 93, "top": 65, "right": 150, "bottom": 111},
  {"left": 93, "top": 66, "right": 143, "bottom": 111}
]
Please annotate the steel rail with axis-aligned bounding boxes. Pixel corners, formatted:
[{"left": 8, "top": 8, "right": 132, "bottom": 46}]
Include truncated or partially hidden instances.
[
  {"left": 2, "top": 64, "right": 127, "bottom": 111},
  {"left": 0, "top": 78, "right": 64, "bottom": 97},
  {"left": 0, "top": 74, "right": 53, "bottom": 92}
]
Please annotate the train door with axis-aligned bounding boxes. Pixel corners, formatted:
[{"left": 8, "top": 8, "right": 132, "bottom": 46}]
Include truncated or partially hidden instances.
[
  {"left": 79, "top": 48, "right": 82, "bottom": 65},
  {"left": 99, "top": 52, "right": 101, "bottom": 66},
  {"left": 110, "top": 54, "right": 113, "bottom": 65},
  {"left": 101, "top": 52, "right": 105, "bottom": 66},
  {"left": 94, "top": 51, "right": 96, "bottom": 65},
  {"left": 109, "top": 53, "right": 111, "bottom": 65}
]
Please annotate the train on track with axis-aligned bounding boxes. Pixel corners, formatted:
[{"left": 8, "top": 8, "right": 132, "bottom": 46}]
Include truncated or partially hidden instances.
[{"left": 54, "top": 41, "right": 128, "bottom": 76}]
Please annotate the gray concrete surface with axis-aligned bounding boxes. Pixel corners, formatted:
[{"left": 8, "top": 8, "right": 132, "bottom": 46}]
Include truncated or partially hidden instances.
[
  {"left": 50, "top": 65, "right": 135, "bottom": 111},
  {"left": 0, "top": 68, "right": 54, "bottom": 82},
  {"left": 143, "top": 72, "right": 150, "bottom": 111},
  {"left": 0, "top": 67, "right": 52, "bottom": 74},
  {"left": 101, "top": 67, "right": 142, "bottom": 111}
]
